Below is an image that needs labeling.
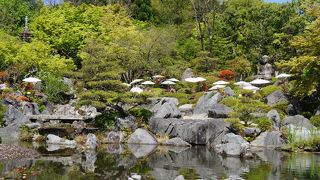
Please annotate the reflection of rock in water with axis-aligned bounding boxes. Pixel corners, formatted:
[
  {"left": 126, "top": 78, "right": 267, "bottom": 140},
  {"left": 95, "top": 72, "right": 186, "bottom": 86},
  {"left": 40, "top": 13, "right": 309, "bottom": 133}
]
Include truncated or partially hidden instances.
[
  {"left": 128, "top": 144, "right": 157, "bottom": 158},
  {"left": 148, "top": 146, "right": 261, "bottom": 180},
  {"left": 82, "top": 150, "right": 97, "bottom": 172},
  {"left": 104, "top": 144, "right": 125, "bottom": 154}
]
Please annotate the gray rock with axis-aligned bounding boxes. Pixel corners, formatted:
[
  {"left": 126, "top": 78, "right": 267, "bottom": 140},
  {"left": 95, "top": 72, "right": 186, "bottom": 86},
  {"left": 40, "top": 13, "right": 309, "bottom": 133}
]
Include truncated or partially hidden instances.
[
  {"left": 215, "top": 133, "right": 249, "bottom": 157},
  {"left": 149, "top": 118, "right": 227, "bottom": 145},
  {"left": 193, "top": 92, "right": 222, "bottom": 118},
  {"left": 224, "top": 175, "right": 245, "bottom": 180},
  {"left": 174, "top": 175, "right": 185, "bottom": 180},
  {"left": 282, "top": 115, "right": 314, "bottom": 129},
  {"left": 208, "top": 104, "right": 234, "bottom": 118},
  {"left": 127, "top": 128, "right": 158, "bottom": 145},
  {"left": 128, "top": 144, "right": 157, "bottom": 158},
  {"left": 267, "top": 110, "right": 281, "bottom": 130},
  {"left": 53, "top": 104, "right": 80, "bottom": 116},
  {"left": 4, "top": 105, "right": 30, "bottom": 126},
  {"left": 79, "top": 105, "right": 101, "bottom": 118},
  {"left": 104, "top": 144, "right": 125, "bottom": 154},
  {"left": 265, "top": 90, "right": 288, "bottom": 105},
  {"left": 82, "top": 150, "right": 97, "bottom": 172},
  {"left": 115, "top": 116, "right": 137, "bottom": 131},
  {"left": 251, "top": 131, "right": 286, "bottom": 148},
  {"left": 224, "top": 87, "right": 235, "bottom": 97},
  {"left": 20, "top": 102, "right": 40, "bottom": 115},
  {"left": 151, "top": 98, "right": 181, "bottom": 119},
  {"left": 104, "top": 131, "right": 125, "bottom": 144},
  {"left": 25, "top": 122, "right": 42, "bottom": 129},
  {"left": 164, "top": 137, "right": 191, "bottom": 147},
  {"left": 178, "top": 104, "right": 193, "bottom": 116},
  {"left": 85, "top": 133, "right": 99, "bottom": 149},
  {"left": 243, "top": 127, "right": 261, "bottom": 137},
  {"left": 46, "top": 134, "right": 76, "bottom": 145},
  {"left": 250, "top": 113, "right": 267, "bottom": 118},
  {"left": 181, "top": 68, "right": 194, "bottom": 81}
]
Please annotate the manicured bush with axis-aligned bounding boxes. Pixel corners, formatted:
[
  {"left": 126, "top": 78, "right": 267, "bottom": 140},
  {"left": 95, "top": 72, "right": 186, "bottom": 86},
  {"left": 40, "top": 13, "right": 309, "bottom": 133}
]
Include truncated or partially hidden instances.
[
  {"left": 129, "top": 108, "right": 152, "bottom": 122},
  {"left": 253, "top": 116, "right": 272, "bottom": 132},
  {"left": 0, "top": 104, "right": 7, "bottom": 127},
  {"left": 310, "top": 116, "right": 320, "bottom": 127},
  {"left": 93, "top": 112, "right": 120, "bottom": 130}
]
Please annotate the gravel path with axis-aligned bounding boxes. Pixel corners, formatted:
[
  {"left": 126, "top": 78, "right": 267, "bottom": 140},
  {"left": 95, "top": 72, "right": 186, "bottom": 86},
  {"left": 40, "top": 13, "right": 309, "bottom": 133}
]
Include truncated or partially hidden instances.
[{"left": 0, "top": 144, "right": 37, "bottom": 161}]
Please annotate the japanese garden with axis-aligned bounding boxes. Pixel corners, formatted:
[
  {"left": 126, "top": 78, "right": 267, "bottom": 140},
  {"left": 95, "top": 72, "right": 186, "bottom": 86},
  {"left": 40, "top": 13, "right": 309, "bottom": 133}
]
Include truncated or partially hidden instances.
[{"left": 0, "top": 0, "right": 319, "bottom": 179}]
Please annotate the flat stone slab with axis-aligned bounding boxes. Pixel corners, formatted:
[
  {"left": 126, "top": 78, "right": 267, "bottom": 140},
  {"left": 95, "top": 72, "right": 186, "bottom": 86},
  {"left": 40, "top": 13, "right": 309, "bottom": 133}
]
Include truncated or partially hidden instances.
[{"left": 27, "top": 115, "right": 91, "bottom": 121}]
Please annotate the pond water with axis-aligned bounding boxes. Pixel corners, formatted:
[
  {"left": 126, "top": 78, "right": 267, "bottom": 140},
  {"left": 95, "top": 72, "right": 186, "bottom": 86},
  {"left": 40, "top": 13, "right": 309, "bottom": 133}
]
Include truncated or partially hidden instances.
[{"left": 0, "top": 142, "right": 319, "bottom": 180}]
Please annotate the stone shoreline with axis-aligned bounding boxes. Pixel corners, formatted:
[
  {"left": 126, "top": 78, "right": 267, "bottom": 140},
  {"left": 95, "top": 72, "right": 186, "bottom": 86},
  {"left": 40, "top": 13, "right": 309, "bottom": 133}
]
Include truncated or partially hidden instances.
[{"left": 0, "top": 144, "right": 37, "bottom": 162}]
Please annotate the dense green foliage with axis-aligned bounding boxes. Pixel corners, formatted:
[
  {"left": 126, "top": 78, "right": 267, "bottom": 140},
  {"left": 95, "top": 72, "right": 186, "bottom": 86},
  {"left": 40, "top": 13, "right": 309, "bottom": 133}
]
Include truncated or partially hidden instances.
[
  {"left": 310, "top": 116, "right": 320, "bottom": 127},
  {"left": 0, "top": 104, "right": 7, "bottom": 127},
  {"left": 0, "top": 0, "right": 319, "bottom": 129}
]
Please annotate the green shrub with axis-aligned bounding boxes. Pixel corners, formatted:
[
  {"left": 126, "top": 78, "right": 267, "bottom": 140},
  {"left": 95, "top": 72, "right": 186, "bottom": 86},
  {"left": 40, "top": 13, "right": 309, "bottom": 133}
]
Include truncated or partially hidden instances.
[
  {"left": 93, "top": 112, "right": 120, "bottom": 130},
  {"left": 220, "top": 97, "right": 240, "bottom": 109},
  {"left": 260, "top": 85, "right": 283, "bottom": 98},
  {"left": 129, "top": 108, "right": 152, "bottom": 121},
  {"left": 310, "top": 116, "right": 320, "bottom": 127},
  {"left": 253, "top": 116, "right": 272, "bottom": 132},
  {"left": 38, "top": 105, "right": 46, "bottom": 113},
  {"left": 225, "top": 118, "right": 244, "bottom": 133},
  {"left": 19, "top": 124, "right": 35, "bottom": 141},
  {"left": 0, "top": 104, "right": 7, "bottom": 127},
  {"left": 39, "top": 72, "right": 70, "bottom": 103}
]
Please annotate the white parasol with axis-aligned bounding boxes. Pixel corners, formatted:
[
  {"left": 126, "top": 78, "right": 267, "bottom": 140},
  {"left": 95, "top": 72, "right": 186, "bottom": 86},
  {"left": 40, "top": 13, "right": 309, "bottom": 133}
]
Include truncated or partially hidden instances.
[
  {"left": 161, "top": 81, "right": 176, "bottom": 85},
  {"left": 167, "top": 78, "right": 180, "bottom": 82},
  {"left": 22, "top": 77, "right": 41, "bottom": 83},
  {"left": 141, "top": 81, "right": 155, "bottom": 85},
  {"left": 250, "top": 79, "right": 271, "bottom": 85},
  {"left": 152, "top": 75, "right": 164, "bottom": 78},
  {"left": 276, "top": 73, "right": 291, "bottom": 79},
  {"left": 130, "top": 87, "right": 143, "bottom": 94},
  {"left": 209, "top": 85, "right": 226, "bottom": 90},
  {"left": 130, "top": 79, "right": 144, "bottom": 84},
  {"left": 213, "top": 80, "right": 229, "bottom": 85}
]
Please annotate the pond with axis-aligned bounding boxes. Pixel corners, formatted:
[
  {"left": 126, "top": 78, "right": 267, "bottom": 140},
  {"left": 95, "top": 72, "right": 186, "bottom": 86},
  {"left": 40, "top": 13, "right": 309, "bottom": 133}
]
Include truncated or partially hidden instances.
[{"left": 0, "top": 142, "right": 319, "bottom": 180}]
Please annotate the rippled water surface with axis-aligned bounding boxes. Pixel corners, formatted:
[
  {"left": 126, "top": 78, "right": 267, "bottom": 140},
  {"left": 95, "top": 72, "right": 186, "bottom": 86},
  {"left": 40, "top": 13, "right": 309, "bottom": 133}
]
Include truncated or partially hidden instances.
[{"left": 0, "top": 143, "right": 319, "bottom": 180}]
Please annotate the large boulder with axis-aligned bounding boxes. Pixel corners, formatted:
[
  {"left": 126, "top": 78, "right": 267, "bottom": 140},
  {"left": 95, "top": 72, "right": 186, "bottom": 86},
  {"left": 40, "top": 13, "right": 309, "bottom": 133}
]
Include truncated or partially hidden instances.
[
  {"left": 127, "top": 128, "right": 158, "bottom": 145},
  {"left": 85, "top": 133, "right": 99, "bottom": 149},
  {"left": 4, "top": 105, "right": 30, "bottom": 126},
  {"left": 149, "top": 118, "right": 227, "bottom": 145},
  {"left": 164, "top": 137, "right": 191, "bottom": 147},
  {"left": 265, "top": 90, "right": 288, "bottom": 105},
  {"left": 115, "top": 116, "right": 137, "bottom": 131},
  {"left": 193, "top": 92, "right": 222, "bottom": 118},
  {"left": 53, "top": 103, "right": 100, "bottom": 118},
  {"left": 46, "top": 134, "right": 76, "bottom": 145},
  {"left": 215, "top": 133, "right": 249, "bottom": 157},
  {"left": 267, "top": 110, "right": 281, "bottom": 130},
  {"left": 282, "top": 115, "right": 314, "bottom": 129},
  {"left": 251, "top": 131, "right": 286, "bottom": 148},
  {"left": 151, "top": 98, "right": 181, "bottom": 119},
  {"left": 104, "top": 131, "right": 125, "bottom": 144},
  {"left": 208, "top": 104, "right": 234, "bottom": 118}
]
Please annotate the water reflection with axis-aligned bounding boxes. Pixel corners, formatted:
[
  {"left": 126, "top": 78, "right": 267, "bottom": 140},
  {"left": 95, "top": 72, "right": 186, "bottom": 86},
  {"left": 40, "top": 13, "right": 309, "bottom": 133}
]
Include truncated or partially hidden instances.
[{"left": 0, "top": 143, "right": 319, "bottom": 180}]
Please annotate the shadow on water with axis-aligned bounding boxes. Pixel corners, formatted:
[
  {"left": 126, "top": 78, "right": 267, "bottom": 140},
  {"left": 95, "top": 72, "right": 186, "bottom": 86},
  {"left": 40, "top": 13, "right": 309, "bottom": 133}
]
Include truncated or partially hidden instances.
[{"left": 0, "top": 142, "right": 319, "bottom": 180}]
